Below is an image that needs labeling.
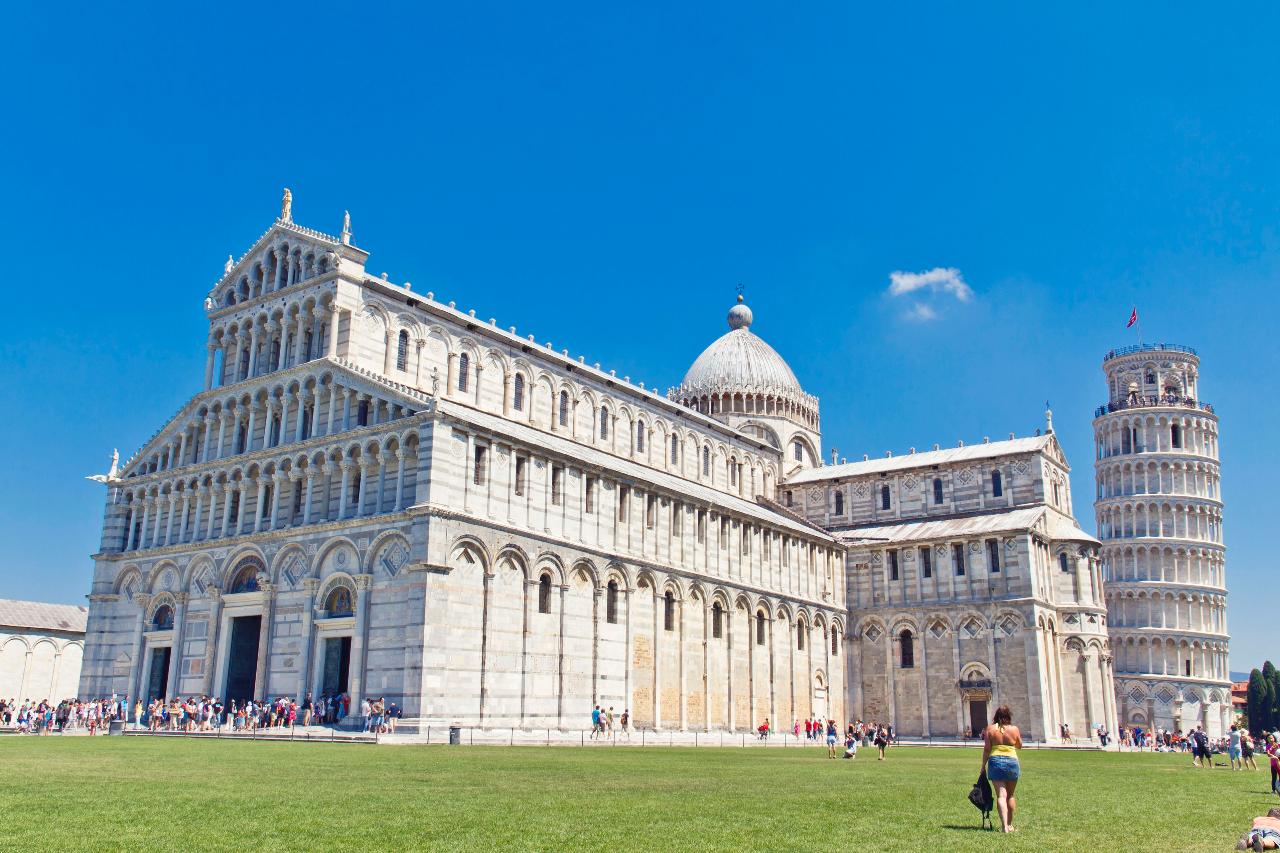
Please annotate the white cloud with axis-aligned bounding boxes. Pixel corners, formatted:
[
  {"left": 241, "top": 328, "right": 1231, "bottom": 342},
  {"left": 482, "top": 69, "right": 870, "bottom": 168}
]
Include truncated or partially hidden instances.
[
  {"left": 887, "top": 267, "right": 974, "bottom": 302},
  {"left": 902, "top": 302, "right": 938, "bottom": 323}
]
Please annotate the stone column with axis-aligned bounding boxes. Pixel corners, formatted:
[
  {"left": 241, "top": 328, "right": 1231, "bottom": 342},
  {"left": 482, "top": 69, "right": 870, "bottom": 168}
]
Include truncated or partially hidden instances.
[
  {"left": 129, "top": 594, "right": 151, "bottom": 706},
  {"left": 298, "top": 578, "right": 319, "bottom": 699},
  {"left": 203, "top": 589, "right": 223, "bottom": 697},
  {"left": 204, "top": 340, "right": 218, "bottom": 390},
  {"left": 348, "top": 576, "right": 372, "bottom": 724},
  {"left": 326, "top": 301, "right": 340, "bottom": 358},
  {"left": 300, "top": 470, "right": 314, "bottom": 525},
  {"left": 151, "top": 497, "right": 163, "bottom": 549},
  {"left": 253, "top": 477, "right": 267, "bottom": 533},
  {"left": 325, "top": 384, "right": 339, "bottom": 436},
  {"left": 382, "top": 330, "right": 395, "bottom": 375},
  {"left": 652, "top": 586, "right": 661, "bottom": 729},
  {"left": 392, "top": 451, "right": 406, "bottom": 511},
  {"left": 414, "top": 339, "right": 425, "bottom": 388},
  {"left": 163, "top": 494, "right": 178, "bottom": 546},
  {"left": 293, "top": 391, "right": 307, "bottom": 442},
  {"left": 245, "top": 403, "right": 259, "bottom": 454},
  {"left": 338, "top": 461, "right": 352, "bottom": 519},
  {"left": 311, "top": 306, "right": 327, "bottom": 360},
  {"left": 254, "top": 585, "right": 275, "bottom": 699},
  {"left": 247, "top": 324, "right": 261, "bottom": 377},
  {"left": 623, "top": 586, "right": 634, "bottom": 730},
  {"left": 166, "top": 593, "right": 189, "bottom": 698},
  {"left": 270, "top": 473, "right": 287, "bottom": 530},
  {"left": 190, "top": 488, "right": 205, "bottom": 543}
]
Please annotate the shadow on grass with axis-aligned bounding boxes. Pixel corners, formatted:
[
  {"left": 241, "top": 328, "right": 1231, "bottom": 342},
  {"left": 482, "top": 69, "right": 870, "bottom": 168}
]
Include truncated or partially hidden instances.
[{"left": 940, "top": 825, "right": 994, "bottom": 832}]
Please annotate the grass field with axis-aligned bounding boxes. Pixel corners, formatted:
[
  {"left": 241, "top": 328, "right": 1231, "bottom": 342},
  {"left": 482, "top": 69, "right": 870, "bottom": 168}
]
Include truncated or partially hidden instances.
[{"left": 3, "top": 737, "right": 1274, "bottom": 852}]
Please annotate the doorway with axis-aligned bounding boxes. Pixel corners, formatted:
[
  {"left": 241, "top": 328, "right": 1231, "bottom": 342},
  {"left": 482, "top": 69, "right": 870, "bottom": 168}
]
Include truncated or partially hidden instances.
[
  {"left": 969, "top": 699, "right": 988, "bottom": 737},
  {"left": 224, "top": 615, "right": 262, "bottom": 704},
  {"left": 145, "top": 647, "right": 171, "bottom": 704},
  {"left": 321, "top": 636, "right": 352, "bottom": 696}
]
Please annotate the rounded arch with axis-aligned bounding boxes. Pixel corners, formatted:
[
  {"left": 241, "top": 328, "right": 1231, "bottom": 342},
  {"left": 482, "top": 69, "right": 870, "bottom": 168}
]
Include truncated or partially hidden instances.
[{"left": 365, "top": 530, "right": 412, "bottom": 576}]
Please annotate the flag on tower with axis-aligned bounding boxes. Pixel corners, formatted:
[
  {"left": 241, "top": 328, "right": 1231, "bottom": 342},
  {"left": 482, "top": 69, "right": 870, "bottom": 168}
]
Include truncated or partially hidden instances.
[{"left": 1127, "top": 307, "right": 1138, "bottom": 328}]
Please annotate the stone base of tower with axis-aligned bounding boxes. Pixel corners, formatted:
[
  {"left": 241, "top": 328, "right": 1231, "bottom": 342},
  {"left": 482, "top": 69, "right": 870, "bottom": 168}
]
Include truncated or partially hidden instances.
[{"left": 1114, "top": 675, "right": 1232, "bottom": 739}]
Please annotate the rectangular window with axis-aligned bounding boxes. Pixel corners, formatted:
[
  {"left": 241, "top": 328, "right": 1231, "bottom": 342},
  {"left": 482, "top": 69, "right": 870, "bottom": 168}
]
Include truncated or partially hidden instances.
[
  {"left": 646, "top": 494, "right": 656, "bottom": 529},
  {"left": 783, "top": 536, "right": 790, "bottom": 567},
  {"left": 953, "top": 543, "right": 965, "bottom": 576},
  {"left": 764, "top": 532, "right": 771, "bottom": 562},
  {"left": 888, "top": 548, "right": 899, "bottom": 581},
  {"left": 584, "top": 476, "right": 595, "bottom": 513},
  {"left": 514, "top": 456, "right": 527, "bottom": 497},
  {"left": 741, "top": 524, "right": 750, "bottom": 556},
  {"left": 697, "top": 509, "right": 706, "bottom": 544},
  {"left": 551, "top": 465, "right": 563, "bottom": 505},
  {"left": 720, "top": 518, "right": 729, "bottom": 550},
  {"left": 672, "top": 501, "right": 682, "bottom": 536},
  {"left": 880, "top": 484, "right": 891, "bottom": 510},
  {"left": 664, "top": 594, "right": 674, "bottom": 632},
  {"left": 618, "top": 486, "right": 629, "bottom": 522},
  {"left": 920, "top": 546, "right": 932, "bottom": 578},
  {"left": 986, "top": 538, "right": 1000, "bottom": 573},
  {"left": 1059, "top": 552, "right": 1070, "bottom": 573},
  {"left": 473, "top": 445, "right": 487, "bottom": 485}
]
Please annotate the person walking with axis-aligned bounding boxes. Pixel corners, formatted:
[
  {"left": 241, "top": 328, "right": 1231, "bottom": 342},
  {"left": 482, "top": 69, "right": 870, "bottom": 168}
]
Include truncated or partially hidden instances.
[
  {"left": 1243, "top": 730, "right": 1258, "bottom": 771},
  {"left": 874, "top": 726, "right": 888, "bottom": 760},
  {"left": 590, "top": 705, "right": 601, "bottom": 739},
  {"left": 620, "top": 708, "right": 630, "bottom": 740},
  {"left": 980, "top": 705, "right": 1023, "bottom": 834}
]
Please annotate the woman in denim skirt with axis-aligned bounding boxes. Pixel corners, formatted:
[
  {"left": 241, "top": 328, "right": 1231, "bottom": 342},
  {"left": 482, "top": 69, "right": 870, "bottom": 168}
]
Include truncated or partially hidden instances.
[{"left": 980, "top": 706, "right": 1023, "bottom": 833}]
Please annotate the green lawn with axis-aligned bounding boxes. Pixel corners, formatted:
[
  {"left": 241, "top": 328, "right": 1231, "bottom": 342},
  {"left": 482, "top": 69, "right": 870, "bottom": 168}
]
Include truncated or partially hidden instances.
[{"left": 2, "top": 737, "right": 1273, "bottom": 851}]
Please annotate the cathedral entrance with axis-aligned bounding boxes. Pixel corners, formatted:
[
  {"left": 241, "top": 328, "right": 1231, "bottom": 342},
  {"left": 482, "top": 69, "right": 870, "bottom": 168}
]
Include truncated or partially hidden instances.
[
  {"left": 145, "top": 647, "right": 171, "bottom": 703},
  {"left": 320, "top": 636, "right": 351, "bottom": 696},
  {"left": 224, "top": 615, "right": 261, "bottom": 704},
  {"left": 968, "top": 699, "right": 988, "bottom": 737}
]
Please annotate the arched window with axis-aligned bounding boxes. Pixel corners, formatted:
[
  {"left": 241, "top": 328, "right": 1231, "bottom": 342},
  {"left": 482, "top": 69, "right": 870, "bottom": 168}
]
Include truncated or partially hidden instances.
[
  {"left": 900, "top": 629, "right": 915, "bottom": 668},
  {"left": 880, "top": 484, "right": 891, "bottom": 510},
  {"left": 831, "top": 628, "right": 839, "bottom": 656},
  {"left": 756, "top": 611, "right": 766, "bottom": 646},
  {"left": 538, "top": 574, "right": 552, "bottom": 614},
  {"left": 797, "top": 622, "right": 806, "bottom": 651},
  {"left": 636, "top": 421, "right": 646, "bottom": 454},
  {"left": 325, "top": 586, "right": 353, "bottom": 617},
  {"left": 933, "top": 478, "right": 943, "bottom": 504},
  {"left": 599, "top": 406, "right": 609, "bottom": 439},
  {"left": 558, "top": 391, "right": 569, "bottom": 426},
  {"left": 670, "top": 434, "right": 679, "bottom": 465},
  {"left": 228, "top": 558, "right": 263, "bottom": 594},
  {"left": 663, "top": 590, "right": 675, "bottom": 631},
  {"left": 834, "top": 491, "right": 844, "bottom": 515},
  {"left": 457, "top": 353, "right": 470, "bottom": 392},
  {"left": 729, "top": 459, "right": 738, "bottom": 486},
  {"left": 1059, "top": 552, "right": 1071, "bottom": 573},
  {"left": 702, "top": 446, "right": 710, "bottom": 476},
  {"left": 396, "top": 329, "right": 409, "bottom": 371},
  {"left": 712, "top": 602, "right": 723, "bottom": 639},
  {"left": 152, "top": 604, "right": 174, "bottom": 629},
  {"left": 1171, "top": 423, "right": 1182, "bottom": 448},
  {"left": 238, "top": 348, "right": 250, "bottom": 381},
  {"left": 512, "top": 374, "right": 525, "bottom": 411},
  {"left": 606, "top": 580, "right": 619, "bottom": 624},
  {"left": 991, "top": 470, "right": 1003, "bottom": 498}
]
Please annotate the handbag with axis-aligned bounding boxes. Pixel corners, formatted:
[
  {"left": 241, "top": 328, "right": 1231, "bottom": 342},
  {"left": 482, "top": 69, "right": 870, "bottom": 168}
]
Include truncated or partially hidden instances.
[{"left": 968, "top": 771, "right": 994, "bottom": 829}]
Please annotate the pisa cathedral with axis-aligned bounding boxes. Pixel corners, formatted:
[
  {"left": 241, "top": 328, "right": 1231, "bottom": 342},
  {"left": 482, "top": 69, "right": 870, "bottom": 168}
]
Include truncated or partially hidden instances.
[{"left": 80, "top": 192, "right": 1174, "bottom": 739}]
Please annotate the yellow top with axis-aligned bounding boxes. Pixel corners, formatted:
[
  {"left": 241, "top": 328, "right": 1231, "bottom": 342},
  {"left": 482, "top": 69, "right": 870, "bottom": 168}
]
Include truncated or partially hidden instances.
[{"left": 990, "top": 744, "right": 1018, "bottom": 759}]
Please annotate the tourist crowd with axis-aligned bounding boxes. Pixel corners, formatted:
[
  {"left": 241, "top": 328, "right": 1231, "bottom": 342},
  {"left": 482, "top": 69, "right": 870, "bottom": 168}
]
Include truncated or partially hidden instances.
[{"left": 0, "top": 692, "right": 401, "bottom": 735}]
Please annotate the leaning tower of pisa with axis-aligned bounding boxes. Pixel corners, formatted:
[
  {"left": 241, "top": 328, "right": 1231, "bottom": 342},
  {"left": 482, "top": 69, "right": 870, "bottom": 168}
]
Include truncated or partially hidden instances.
[{"left": 1093, "top": 344, "right": 1230, "bottom": 737}]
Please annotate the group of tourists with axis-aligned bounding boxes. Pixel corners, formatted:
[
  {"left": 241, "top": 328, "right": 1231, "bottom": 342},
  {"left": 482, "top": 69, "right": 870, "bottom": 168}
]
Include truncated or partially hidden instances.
[
  {"left": 0, "top": 692, "right": 388, "bottom": 734},
  {"left": 589, "top": 705, "right": 628, "bottom": 738},
  {"left": 0, "top": 697, "right": 125, "bottom": 734}
]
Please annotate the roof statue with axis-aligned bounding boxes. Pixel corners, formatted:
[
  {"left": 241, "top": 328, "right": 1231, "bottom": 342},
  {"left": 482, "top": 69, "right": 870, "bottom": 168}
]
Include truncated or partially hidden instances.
[
  {"left": 342, "top": 210, "right": 351, "bottom": 244},
  {"left": 280, "top": 187, "right": 293, "bottom": 222},
  {"left": 85, "top": 449, "right": 119, "bottom": 484},
  {"left": 224, "top": 254, "right": 234, "bottom": 275}
]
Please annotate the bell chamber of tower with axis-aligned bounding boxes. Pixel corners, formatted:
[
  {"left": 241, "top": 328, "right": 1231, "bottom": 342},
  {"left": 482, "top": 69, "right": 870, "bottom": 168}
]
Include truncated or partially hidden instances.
[{"left": 1092, "top": 343, "right": 1230, "bottom": 737}]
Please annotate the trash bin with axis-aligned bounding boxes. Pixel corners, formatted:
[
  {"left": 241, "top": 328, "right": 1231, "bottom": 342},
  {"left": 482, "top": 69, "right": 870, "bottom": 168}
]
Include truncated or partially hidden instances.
[
  {"left": 108, "top": 720, "right": 125, "bottom": 736},
  {"left": 449, "top": 726, "right": 461, "bottom": 745}
]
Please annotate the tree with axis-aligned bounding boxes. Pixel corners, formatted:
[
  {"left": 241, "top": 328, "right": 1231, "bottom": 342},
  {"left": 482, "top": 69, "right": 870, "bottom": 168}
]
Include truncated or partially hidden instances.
[
  {"left": 1266, "top": 660, "right": 1280, "bottom": 731},
  {"left": 1247, "top": 669, "right": 1271, "bottom": 733}
]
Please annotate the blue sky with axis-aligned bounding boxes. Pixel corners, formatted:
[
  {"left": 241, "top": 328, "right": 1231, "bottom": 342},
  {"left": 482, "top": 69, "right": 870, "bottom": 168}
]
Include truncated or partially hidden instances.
[{"left": 0, "top": 3, "right": 1274, "bottom": 671}]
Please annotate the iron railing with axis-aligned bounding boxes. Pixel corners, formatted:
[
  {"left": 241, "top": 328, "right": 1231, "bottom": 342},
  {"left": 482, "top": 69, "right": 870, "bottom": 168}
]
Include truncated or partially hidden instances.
[
  {"left": 1103, "top": 343, "right": 1198, "bottom": 360},
  {"left": 1095, "top": 395, "right": 1214, "bottom": 418}
]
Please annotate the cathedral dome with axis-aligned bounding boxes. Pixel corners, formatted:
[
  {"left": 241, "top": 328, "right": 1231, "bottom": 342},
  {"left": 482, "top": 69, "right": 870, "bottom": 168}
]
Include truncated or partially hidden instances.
[{"left": 670, "top": 296, "right": 819, "bottom": 431}]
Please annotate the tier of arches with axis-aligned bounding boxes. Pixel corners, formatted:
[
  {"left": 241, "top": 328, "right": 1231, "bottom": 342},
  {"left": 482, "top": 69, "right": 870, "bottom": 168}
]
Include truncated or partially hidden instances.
[
  {"left": 1105, "top": 588, "right": 1227, "bottom": 634},
  {"left": 1095, "top": 411, "right": 1217, "bottom": 460},
  {"left": 673, "top": 390, "right": 819, "bottom": 432},
  {"left": 208, "top": 292, "right": 338, "bottom": 392},
  {"left": 114, "top": 429, "right": 419, "bottom": 553},
  {"left": 1094, "top": 457, "right": 1220, "bottom": 502},
  {"left": 1103, "top": 355, "right": 1199, "bottom": 404},
  {"left": 1111, "top": 635, "right": 1230, "bottom": 681},
  {"left": 1095, "top": 500, "right": 1222, "bottom": 545},
  {"left": 0, "top": 634, "right": 84, "bottom": 703},
  {"left": 218, "top": 239, "right": 335, "bottom": 309},
  {"left": 124, "top": 368, "right": 419, "bottom": 479},
  {"left": 1100, "top": 544, "right": 1225, "bottom": 588}
]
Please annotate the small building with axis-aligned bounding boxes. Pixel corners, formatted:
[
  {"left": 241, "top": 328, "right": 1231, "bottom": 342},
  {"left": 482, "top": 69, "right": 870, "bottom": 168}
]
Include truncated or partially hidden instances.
[{"left": 0, "top": 599, "right": 88, "bottom": 703}]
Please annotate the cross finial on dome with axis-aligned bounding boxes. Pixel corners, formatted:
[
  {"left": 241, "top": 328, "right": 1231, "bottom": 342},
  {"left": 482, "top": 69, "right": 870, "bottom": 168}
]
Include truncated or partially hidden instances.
[{"left": 728, "top": 289, "right": 753, "bottom": 330}]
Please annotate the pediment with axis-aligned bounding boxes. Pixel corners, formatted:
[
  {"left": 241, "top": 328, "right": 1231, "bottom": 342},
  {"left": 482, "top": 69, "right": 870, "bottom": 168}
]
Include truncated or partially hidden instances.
[{"left": 206, "top": 218, "right": 370, "bottom": 308}]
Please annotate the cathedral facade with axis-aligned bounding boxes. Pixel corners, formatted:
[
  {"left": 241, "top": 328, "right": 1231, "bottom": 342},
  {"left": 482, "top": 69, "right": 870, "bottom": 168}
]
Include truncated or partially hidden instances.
[{"left": 79, "top": 195, "right": 1113, "bottom": 739}]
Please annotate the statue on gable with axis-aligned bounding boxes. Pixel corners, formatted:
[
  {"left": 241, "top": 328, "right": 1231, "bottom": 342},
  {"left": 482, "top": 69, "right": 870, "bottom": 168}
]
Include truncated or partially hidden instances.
[
  {"left": 204, "top": 296, "right": 215, "bottom": 311},
  {"left": 281, "top": 187, "right": 293, "bottom": 222},
  {"left": 224, "top": 254, "right": 234, "bottom": 275}
]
